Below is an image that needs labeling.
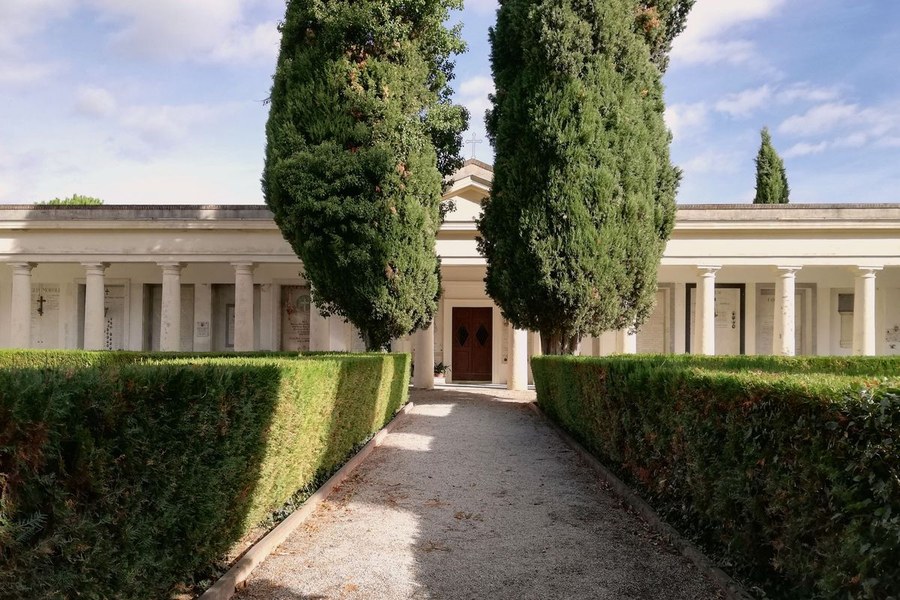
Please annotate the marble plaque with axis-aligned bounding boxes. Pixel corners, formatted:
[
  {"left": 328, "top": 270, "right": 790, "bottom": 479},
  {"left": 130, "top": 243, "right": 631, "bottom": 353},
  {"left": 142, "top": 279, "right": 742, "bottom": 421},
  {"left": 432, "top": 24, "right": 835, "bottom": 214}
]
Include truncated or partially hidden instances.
[
  {"left": 714, "top": 288, "right": 741, "bottom": 355},
  {"left": 104, "top": 285, "right": 126, "bottom": 350},
  {"left": 637, "top": 289, "right": 668, "bottom": 354},
  {"left": 280, "top": 286, "right": 311, "bottom": 351},
  {"left": 31, "top": 284, "right": 60, "bottom": 348}
]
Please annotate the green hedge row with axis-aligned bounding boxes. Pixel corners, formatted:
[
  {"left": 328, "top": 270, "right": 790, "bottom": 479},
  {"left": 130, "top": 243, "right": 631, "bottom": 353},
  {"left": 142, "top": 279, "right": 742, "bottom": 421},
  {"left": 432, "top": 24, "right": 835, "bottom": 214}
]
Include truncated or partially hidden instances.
[
  {"left": 0, "top": 349, "right": 335, "bottom": 369},
  {"left": 533, "top": 356, "right": 899, "bottom": 599},
  {"left": 589, "top": 353, "right": 900, "bottom": 376},
  {"left": 0, "top": 353, "right": 409, "bottom": 599}
]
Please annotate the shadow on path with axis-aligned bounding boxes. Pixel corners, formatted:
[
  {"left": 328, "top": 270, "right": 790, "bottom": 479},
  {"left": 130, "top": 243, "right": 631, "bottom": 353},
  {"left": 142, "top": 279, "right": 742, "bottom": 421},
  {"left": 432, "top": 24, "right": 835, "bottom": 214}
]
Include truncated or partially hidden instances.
[{"left": 236, "top": 386, "right": 723, "bottom": 600}]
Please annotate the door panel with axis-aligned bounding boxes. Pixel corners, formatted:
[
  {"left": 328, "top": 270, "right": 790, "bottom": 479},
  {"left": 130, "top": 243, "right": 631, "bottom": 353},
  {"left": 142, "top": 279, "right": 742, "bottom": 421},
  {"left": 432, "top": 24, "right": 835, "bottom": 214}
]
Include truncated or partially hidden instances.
[{"left": 452, "top": 307, "right": 492, "bottom": 381}]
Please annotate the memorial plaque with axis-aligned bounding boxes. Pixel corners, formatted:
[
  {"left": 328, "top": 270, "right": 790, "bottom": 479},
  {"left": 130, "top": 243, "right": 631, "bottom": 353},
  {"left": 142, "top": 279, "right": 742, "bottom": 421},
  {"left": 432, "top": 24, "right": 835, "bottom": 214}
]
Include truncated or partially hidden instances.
[
  {"left": 756, "top": 287, "right": 805, "bottom": 355},
  {"left": 196, "top": 321, "right": 210, "bottom": 338},
  {"left": 637, "top": 289, "right": 668, "bottom": 354},
  {"left": 688, "top": 286, "right": 742, "bottom": 354},
  {"left": 714, "top": 288, "right": 741, "bottom": 355},
  {"left": 280, "top": 286, "right": 311, "bottom": 351},
  {"left": 31, "top": 284, "right": 60, "bottom": 348},
  {"left": 104, "top": 285, "right": 126, "bottom": 350}
]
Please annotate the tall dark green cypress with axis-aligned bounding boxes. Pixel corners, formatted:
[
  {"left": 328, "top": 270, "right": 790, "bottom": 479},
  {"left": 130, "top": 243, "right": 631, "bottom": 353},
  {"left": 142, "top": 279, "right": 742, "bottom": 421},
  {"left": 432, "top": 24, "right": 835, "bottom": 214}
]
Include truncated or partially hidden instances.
[
  {"left": 753, "top": 127, "right": 790, "bottom": 204},
  {"left": 636, "top": 0, "right": 696, "bottom": 73},
  {"left": 479, "top": 0, "right": 682, "bottom": 354},
  {"left": 264, "top": 0, "right": 468, "bottom": 350}
]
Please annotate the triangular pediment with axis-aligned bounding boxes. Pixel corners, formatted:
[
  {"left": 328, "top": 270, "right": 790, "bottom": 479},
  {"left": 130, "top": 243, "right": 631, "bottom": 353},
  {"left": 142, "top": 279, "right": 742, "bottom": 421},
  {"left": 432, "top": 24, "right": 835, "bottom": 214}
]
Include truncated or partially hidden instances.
[{"left": 442, "top": 159, "right": 493, "bottom": 225}]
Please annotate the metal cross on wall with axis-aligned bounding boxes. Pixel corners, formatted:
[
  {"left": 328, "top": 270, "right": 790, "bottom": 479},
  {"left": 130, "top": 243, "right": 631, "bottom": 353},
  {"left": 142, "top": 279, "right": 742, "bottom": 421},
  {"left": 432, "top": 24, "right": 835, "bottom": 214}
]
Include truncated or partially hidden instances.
[
  {"left": 36, "top": 295, "right": 46, "bottom": 316},
  {"left": 466, "top": 132, "right": 483, "bottom": 160}
]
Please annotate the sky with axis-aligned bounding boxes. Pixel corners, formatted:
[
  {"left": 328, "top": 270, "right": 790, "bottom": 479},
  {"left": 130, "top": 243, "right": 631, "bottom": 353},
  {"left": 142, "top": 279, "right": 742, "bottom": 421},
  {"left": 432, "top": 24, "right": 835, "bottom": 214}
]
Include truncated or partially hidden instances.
[{"left": 0, "top": 0, "right": 898, "bottom": 205}]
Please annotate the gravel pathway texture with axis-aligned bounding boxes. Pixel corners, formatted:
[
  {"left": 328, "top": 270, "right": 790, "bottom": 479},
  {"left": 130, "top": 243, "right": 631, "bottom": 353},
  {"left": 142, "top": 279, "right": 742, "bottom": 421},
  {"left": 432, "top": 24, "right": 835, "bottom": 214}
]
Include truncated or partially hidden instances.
[{"left": 234, "top": 385, "right": 724, "bottom": 600}]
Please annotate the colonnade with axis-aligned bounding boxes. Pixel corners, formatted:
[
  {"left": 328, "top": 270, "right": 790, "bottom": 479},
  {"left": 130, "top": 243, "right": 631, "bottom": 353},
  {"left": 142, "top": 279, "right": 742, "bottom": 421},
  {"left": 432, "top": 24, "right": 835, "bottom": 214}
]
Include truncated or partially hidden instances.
[
  {"left": 694, "top": 265, "right": 882, "bottom": 357},
  {"left": 5, "top": 261, "right": 888, "bottom": 385},
  {"left": 407, "top": 264, "right": 887, "bottom": 392},
  {"left": 7, "top": 261, "right": 261, "bottom": 352}
]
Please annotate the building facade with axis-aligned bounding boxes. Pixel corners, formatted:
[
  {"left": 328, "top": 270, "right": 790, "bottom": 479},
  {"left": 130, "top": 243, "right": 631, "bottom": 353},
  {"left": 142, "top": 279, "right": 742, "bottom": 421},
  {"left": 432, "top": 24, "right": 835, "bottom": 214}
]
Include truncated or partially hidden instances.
[{"left": 2, "top": 160, "right": 899, "bottom": 389}]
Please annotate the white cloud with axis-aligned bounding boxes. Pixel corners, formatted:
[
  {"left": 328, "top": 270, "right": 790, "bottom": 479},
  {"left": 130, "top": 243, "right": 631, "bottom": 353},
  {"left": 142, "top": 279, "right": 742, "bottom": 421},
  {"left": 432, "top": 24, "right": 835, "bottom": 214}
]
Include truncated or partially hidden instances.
[
  {"left": 119, "top": 102, "right": 244, "bottom": 151},
  {"left": 458, "top": 75, "right": 495, "bottom": 124},
  {"left": 0, "top": 145, "right": 50, "bottom": 202},
  {"left": 209, "top": 21, "right": 280, "bottom": 65},
  {"left": 664, "top": 102, "right": 708, "bottom": 139},
  {"left": 777, "top": 83, "right": 841, "bottom": 104},
  {"left": 714, "top": 85, "right": 772, "bottom": 118},
  {"left": 0, "top": 60, "right": 58, "bottom": 86},
  {"left": 86, "top": 0, "right": 279, "bottom": 64},
  {"left": 0, "top": 0, "right": 75, "bottom": 53},
  {"left": 779, "top": 103, "right": 863, "bottom": 137},
  {"left": 464, "top": 0, "right": 499, "bottom": 16},
  {"left": 682, "top": 150, "right": 740, "bottom": 174},
  {"left": 670, "top": 0, "right": 786, "bottom": 68},
  {"left": 777, "top": 100, "right": 900, "bottom": 158},
  {"left": 70, "top": 86, "right": 245, "bottom": 154},
  {"left": 0, "top": 0, "right": 74, "bottom": 88},
  {"left": 75, "top": 86, "right": 118, "bottom": 118},
  {"left": 784, "top": 141, "right": 828, "bottom": 158}
]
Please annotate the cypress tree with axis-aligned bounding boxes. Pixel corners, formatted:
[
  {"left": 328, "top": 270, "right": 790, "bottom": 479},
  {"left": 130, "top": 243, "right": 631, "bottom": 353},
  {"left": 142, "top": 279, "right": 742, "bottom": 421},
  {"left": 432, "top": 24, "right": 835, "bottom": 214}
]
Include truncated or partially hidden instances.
[
  {"left": 753, "top": 127, "right": 790, "bottom": 204},
  {"left": 479, "top": 0, "right": 682, "bottom": 355},
  {"left": 263, "top": 0, "right": 468, "bottom": 351},
  {"left": 636, "top": 0, "right": 696, "bottom": 73}
]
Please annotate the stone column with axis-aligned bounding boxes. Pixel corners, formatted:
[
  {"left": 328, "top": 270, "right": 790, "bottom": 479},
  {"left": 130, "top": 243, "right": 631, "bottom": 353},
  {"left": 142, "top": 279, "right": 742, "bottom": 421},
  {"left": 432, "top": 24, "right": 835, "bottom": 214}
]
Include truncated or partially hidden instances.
[
  {"left": 773, "top": 267, "right": 800, "bottom": 356},
  {"left": 508, "top": 328, "right": 529, "bottom": 391},
  {"left": 616, "top": 328, "right": 637, "bottom": 354},
  {"left": 853, "top": 267, "right": 881, "bottom": 356},
  {"left": 413, "top": 321, "right": 435, "bottom": 389},
  {"left": 9, "top": 262, "right": 36, "bottom": 348},
  {"left": 159, "top": 262, "right": 184, "bottom": 352},
  {"left": 232, "top": 262, "right": 255, "bottom": 352},
  {"left": 83, "top": 263, "right": 108, "bottom": 350},
  {"left": 696, "top": 266, "right": 720, "bottom": 355},
  {"left": 309, "top": 303, "right": 329, "bottom": 351}
]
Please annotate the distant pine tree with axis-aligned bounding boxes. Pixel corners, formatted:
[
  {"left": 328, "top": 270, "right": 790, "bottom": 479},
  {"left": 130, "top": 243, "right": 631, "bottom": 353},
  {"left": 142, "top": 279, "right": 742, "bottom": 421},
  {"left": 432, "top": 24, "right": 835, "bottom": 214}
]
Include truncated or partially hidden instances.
[
  {"left": 753, "top": 127, "right": 790, "bottom": 204},
  {"left": 263, "top": 0, "right": 468, "bottom": 350},
  {"left": 479, "top": 0, "right": 683, "bottom": 354}
]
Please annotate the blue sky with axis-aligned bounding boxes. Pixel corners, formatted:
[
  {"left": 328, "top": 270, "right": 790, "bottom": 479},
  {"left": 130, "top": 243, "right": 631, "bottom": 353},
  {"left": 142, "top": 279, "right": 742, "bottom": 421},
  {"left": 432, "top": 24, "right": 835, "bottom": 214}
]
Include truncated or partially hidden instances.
[{"left": 0, "top": 0, "right": 897, "bottom": 205}]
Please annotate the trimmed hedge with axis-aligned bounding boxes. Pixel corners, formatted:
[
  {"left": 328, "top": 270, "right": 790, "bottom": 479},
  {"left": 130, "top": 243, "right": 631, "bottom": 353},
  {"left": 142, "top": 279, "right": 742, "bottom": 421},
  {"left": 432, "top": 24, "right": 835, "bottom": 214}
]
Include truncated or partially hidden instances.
[
  {"left": 583, "top": 353, "right": 900, "bottom": 376},
  {"left": 0, "top": 353, "right": 409, "bottom": 599},
  {"left": 533, "top": 355, "right": 900, "bottom": 599}
]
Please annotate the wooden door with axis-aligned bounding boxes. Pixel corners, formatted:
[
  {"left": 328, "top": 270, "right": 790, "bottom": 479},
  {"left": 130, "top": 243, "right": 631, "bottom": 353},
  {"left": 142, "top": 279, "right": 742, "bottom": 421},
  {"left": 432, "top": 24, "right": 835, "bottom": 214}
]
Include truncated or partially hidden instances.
[{"left": 452, "top": 307, "right": 493, "bottom": 381}]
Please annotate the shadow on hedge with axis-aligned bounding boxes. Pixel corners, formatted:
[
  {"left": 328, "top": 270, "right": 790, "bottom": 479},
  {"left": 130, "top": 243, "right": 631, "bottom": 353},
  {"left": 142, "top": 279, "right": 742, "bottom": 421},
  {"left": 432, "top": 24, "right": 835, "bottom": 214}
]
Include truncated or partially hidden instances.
[{"left": 0, "top": 353, "right": 408, "bottom": 599}]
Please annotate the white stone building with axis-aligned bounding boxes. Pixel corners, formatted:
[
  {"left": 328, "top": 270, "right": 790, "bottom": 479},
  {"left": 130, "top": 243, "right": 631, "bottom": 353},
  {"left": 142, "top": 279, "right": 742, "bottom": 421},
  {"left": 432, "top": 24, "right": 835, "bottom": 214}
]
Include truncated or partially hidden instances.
[{"left": 2, "top": 160, "right": 899, "bottom": 389}]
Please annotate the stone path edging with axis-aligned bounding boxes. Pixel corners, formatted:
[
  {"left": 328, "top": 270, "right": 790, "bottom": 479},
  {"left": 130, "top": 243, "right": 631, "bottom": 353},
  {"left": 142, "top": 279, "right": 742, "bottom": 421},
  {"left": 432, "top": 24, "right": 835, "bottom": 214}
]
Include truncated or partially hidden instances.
[
  {"left": 526, "top": 402, "right": 753, "bottom": 600},
  {"left": 199, "top": 401, "right": 416, "bottom": 600}
]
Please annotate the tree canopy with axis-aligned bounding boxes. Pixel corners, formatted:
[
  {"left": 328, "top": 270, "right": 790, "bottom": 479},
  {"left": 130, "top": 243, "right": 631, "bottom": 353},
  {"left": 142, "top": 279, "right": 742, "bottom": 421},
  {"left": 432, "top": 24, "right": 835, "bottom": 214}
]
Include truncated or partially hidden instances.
[
  {"left": 39, "top": 194, "right": 104, "bottom": 206},
  {"left": 263, "top": 0, "right": 468, "bottom": 350},
  {"left": 753, "top": 127, "right": 790, "bottom": 204},
  {"left": 636, "top": 0, "right": 696, "bottom": 72},
  {"left": 479, "top": 0, "right": 684, "bottom": 354}
]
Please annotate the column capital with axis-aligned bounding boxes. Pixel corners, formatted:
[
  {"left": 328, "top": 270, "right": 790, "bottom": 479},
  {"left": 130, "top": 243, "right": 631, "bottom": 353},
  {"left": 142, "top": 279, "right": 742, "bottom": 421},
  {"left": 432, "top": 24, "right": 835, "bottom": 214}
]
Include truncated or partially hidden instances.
[
  {"left": 856, "top": 266, "right": 883, "bottom": 277},
  {"left": 9, "top": 262, "right": 36, "bottom": 274},
  {"left": 81, "top": 262, "right": 109, "bottom": 275},
  {"left": 232, "top": 262, "right": 256, "bottom": 274},
  {"left": 158, "top": 262, "right": 185, "bottom": 274},
  {"left": 776, "top": 266, "right": 802, "bottom": 275},
  {"left": 697, "top": 265, "right": 721, "bottom": 275}
]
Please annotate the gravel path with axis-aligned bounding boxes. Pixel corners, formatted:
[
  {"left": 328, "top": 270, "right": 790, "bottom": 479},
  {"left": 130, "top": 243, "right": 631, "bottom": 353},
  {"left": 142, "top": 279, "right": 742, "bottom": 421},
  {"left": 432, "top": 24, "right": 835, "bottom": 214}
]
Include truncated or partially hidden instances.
[{"left": 235, "top": 385, "right": 724, "bottom": 600}]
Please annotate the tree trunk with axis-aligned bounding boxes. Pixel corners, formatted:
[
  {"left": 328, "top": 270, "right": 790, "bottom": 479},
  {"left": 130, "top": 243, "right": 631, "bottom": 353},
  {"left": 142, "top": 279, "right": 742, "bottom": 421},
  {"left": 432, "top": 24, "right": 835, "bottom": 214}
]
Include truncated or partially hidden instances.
[
  {"left": 363, "top": 330, "right": 386, "bottom": 353},
  {"left": 540, "top": 331, "right": 581, "bottom": 355}
]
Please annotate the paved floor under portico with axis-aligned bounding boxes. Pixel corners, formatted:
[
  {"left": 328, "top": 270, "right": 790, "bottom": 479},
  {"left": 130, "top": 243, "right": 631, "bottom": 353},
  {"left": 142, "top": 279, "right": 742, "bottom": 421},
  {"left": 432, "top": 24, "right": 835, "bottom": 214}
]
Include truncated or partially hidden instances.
[{"left": 234, "top": 386, "right": 724, "bottom": 600}]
